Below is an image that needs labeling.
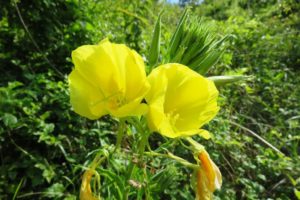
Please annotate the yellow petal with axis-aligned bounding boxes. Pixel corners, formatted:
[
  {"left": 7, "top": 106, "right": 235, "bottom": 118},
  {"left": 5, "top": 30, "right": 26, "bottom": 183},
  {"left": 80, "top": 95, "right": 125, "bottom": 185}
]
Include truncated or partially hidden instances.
[
  {"left": 164, "top": 66, "right": 210, "bottom": 112},
  {"left": 146, "top": 104, "right": 166, "bottom": 132},
  {"left": 110, "top": 101, "right": 148, "bottom": 118},
  {"left": 123, "top": 49, "right": 150, "bottom": 100},
  {"left": 198, "top": 129, "right": 211, "bottom": 140},
  {"left": 72, "top": 43, "right": 122, "bottom": 96},
  {"left": 69, "top": 70, "right": 107, "bottom": 119}
]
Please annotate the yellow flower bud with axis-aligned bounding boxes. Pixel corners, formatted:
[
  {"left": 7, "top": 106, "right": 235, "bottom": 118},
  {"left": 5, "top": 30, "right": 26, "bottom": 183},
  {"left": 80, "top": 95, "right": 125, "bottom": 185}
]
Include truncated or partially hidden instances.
[
  {"left": 196, "top": 150, "right": 222, "bottom": 200},
  {"left": 80, "top": 169, "right": 99, "bottom": 200}
]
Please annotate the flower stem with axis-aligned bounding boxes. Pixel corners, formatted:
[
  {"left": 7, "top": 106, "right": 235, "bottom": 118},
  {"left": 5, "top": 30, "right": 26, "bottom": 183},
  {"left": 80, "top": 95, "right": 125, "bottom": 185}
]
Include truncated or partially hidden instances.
[
  {"left": 138, "top": 130, "right": 150, "bottom": 156},
  {"left": 114, "top": 118, "right": 126, "bottom": 152},
  {"left": 184, "top": 137, "right": 205, "bottom": 152},
  {"left": 123, "top": 161, "right": 135, "bottom": 200},
  {"left": 123, "top": 117, "right": 150, "bottom": 200},
  {"left": 145, "top": 151, "right": 199, "bottom": 170}
]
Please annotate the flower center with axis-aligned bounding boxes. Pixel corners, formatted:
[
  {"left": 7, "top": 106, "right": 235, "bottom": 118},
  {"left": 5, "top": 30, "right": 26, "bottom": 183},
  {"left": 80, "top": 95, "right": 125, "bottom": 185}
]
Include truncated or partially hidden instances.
[
  {"left": 108, "top": 92, "right": 127, "bottom": 110},
  {"left": 166, "top": 110, "right": 180, "bottom": 132},
  {"left": 90, "top": 90, "right": 127, "bottom": 111}
]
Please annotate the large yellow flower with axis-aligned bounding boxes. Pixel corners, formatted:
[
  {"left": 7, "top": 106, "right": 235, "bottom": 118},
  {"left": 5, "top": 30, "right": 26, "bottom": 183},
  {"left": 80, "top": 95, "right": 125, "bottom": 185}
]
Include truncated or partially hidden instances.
[
  {"left": 196, "top": 150, "right": 222, "bottom": 200},
  {"left": 69, "top": 39, "right": 150, "bottom": 119},
  {"left": 145, "top": 63, "right": 219, "bottom": 138}
]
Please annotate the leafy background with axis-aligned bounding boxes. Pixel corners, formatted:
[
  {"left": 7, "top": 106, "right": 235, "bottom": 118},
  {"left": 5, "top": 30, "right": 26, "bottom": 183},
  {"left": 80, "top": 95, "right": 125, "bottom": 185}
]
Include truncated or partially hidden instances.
[{"left": 0, "top": 0, "right": 299, "bottom": 199}]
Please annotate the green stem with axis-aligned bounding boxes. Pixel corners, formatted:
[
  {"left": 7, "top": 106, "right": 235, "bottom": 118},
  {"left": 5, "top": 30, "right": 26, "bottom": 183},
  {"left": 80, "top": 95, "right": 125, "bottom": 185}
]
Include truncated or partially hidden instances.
[
  {"left": 123, "top": 161, "right": 135, "bottom": 200},
  {"left": 145, "top": 151, "right": 199, "bottom": 170},
  {"left": 127, "top": 117, "right": 150, "bottom": 156},
  {"left": 123, "top": 117, "right": 150, "bottom": 200},
  {"left": 183, "top": 137, "right": 205, "bottom": 152},
  {"left": 115, "top": 118, "right": 126, "bottom": 151},
  {"left": 138, "top": 131, "right": 150, "bottom": 156}
]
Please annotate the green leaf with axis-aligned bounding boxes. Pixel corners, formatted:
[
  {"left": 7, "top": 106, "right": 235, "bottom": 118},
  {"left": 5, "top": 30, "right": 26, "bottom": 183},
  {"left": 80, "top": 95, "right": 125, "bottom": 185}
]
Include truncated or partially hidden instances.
[
  {"left": 64, "top": 195, "right": 77, "bottom": 200},
  {"left": 44, "top": 183, "right": 64, "bottom": 198},
  {"left": 12, "top": 178, "right": 24, "bottom": 200},
  {"left": 295, "top": 189, "right": 300, "bottom": 200},
  {"left": 195, "top": 50, "right": 224, "bottom": 74},
  {"left": 148, "top": 12, "right": 162, "bottom": 69},
  {"left": 168, "top": 8, "right": 189, "bottom": 60},
  {"left": 7, "top": 81, "right": 23, "bottom": 90},
  {"left": 99, "top": 168, "right": 124, "bottom": 199},
  {"left": 3, "top": 113, "right": 18, "bottom": 128},
  {"left": 35, "top": 161, "right": 56, "bottom": 183}
]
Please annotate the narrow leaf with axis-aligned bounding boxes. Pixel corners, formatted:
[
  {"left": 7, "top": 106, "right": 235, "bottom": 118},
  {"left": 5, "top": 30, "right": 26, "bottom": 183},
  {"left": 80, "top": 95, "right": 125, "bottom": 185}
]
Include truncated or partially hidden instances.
[
  {"left": 196, "top": 50, "right": 224, "bottom": 74},
  {"left": 168, "top": 8, "right": 189, "bottom": 60},
  {"left": 13, "top": 178, "right": 24, "bottom": 200},
  {"left": 148, "top": 12, "right": 162, "bottom": 69}
]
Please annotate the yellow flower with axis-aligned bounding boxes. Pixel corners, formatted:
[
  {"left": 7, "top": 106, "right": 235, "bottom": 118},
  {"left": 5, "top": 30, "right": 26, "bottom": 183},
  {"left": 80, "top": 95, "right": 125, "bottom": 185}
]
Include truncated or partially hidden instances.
[
  {"left": 145, "top": 63, "right": 219, "bottom": 138},
  {"left": 196, "top": 150, "right": 222, "bottom": 200},
  {"left": 80, "top": 169, "right": 99, "bottom": 200},
  {"left": 69, "top": 39, "right": 150, "bottom": 119}
]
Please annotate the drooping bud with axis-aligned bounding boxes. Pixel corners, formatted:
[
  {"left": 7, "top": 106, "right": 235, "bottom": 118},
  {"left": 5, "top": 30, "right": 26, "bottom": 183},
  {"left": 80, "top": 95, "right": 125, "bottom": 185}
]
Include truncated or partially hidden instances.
[
  {"left": 185, "top": 137, "right": 222, "bottom": 200},
  {"left": 196, "top": 150, "right": 222, "bottom": 200},
  {"left": 79, "top": 151, "right": 109, "bottom": 200},
  {"left": 80, "top": 169, "right": 100, "bottom": 200}
]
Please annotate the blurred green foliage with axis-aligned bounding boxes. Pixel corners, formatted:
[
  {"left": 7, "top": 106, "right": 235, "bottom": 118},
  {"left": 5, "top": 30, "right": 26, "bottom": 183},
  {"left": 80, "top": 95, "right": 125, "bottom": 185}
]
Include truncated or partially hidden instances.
[{"left": 0, "top": 0, "right": 299, "bottom": 199}]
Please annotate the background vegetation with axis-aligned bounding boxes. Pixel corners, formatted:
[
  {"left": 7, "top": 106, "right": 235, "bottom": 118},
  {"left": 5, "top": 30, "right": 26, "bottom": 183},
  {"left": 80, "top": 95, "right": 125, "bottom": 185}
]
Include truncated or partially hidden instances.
[{"left": 0, "top": 0, "right": 299, "bottom": 199}]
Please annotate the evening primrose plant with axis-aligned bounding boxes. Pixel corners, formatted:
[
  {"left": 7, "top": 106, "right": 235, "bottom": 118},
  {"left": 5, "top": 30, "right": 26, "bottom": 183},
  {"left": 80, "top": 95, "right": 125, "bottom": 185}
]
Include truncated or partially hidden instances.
[{"left": 68, "top": 9, "right": 247, "bottom": 200}]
